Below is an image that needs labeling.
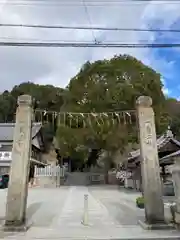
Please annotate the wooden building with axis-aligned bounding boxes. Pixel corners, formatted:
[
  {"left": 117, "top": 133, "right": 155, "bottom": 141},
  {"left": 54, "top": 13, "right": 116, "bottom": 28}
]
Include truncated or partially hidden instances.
[
  {"left": 0, "top": 122, "right": 46, "bottom": 176},
  {"left": 121, "top": 128, "right": 180, "bottom": 191}
]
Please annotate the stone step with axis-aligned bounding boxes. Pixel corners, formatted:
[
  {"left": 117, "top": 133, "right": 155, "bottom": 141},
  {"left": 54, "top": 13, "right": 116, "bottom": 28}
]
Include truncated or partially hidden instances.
[{"left": 3, "top": 226, "right": 180, "bottom": 240}]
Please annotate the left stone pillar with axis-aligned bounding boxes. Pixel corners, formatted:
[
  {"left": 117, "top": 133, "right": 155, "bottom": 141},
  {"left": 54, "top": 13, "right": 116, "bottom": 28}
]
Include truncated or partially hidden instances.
[{"left": 4, "top": 95, "right": 32, "bottom": 231}]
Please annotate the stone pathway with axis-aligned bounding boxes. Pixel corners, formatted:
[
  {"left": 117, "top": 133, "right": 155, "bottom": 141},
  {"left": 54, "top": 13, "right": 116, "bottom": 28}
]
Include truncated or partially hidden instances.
[
  {"left": 51, "top": 186, "right": 116, "bottom": 228},
  {"left": 0, "top": 186, "right": 179, "bottom": 239}
]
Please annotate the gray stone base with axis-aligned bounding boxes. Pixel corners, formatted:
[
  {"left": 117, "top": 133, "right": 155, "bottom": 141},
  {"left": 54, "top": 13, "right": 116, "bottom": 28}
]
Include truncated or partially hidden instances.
[
  {"left": 138, "top": 219, "right": 175, "bottom": 230},
  {"left": 2, "top": 221, "right": 32, "bottom": 232},
  {"left": 175, "top": 212, "right": 180, "bottom": 224}
]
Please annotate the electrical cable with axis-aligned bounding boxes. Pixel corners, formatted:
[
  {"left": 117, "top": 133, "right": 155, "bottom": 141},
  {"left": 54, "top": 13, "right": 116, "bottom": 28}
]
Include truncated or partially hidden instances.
[
  {"left": 0, "top": 42, "right": 179, "bottom": 48},
  {"left": 1, "top": 23, "right": 180, "bottom": 33},
  {"left": 0, "top": 0, "right": 179, "bottom": 7}
]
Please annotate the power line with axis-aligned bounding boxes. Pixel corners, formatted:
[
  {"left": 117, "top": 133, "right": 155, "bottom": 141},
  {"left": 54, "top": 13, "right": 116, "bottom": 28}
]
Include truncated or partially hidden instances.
[
  {"left": 0, "top": 0, "right": 179, "bottom": 6},
  {"left": 0, "top": 37, "right": 130, "bottom": 43},
  {"left": 0, "top": 37, "right": 104, "bottom": 42},
  {"left": 0, "top": 42, "right": 180, "bottom": 48},
  {"left": 1, "top": 23, "right": 180, "bottom": 33},
  {"left": 1, "top": 0, "right": 180, "bottom": 2},
  {"left": 2, "top": 0, "right": 180, "bottom": 1},
  {"left": 1, "top": 37, "right": 176, "bottom": 44}
]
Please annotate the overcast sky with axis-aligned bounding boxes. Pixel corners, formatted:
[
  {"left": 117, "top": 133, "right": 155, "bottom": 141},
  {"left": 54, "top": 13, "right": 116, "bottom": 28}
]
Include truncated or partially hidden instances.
[{"left": 0, "top": 0, "right": 180, "bottom": 98}]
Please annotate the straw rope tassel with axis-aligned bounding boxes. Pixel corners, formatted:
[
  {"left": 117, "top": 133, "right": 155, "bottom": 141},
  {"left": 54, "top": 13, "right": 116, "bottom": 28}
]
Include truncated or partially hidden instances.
[{"left": 123, "top": 112, "right": 126, "bottom": 124}]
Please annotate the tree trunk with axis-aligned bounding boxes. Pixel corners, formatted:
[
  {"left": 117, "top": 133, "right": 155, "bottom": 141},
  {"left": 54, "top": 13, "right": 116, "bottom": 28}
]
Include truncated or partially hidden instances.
[
  {"left": 104, "top": 174, "right": 108, "bottom": 184},
  {"left": 104, "top": 152, "right": 111, "bottom": 184},
  {"left": 161, "top": 165, "right": 166, "bottom": 183}
]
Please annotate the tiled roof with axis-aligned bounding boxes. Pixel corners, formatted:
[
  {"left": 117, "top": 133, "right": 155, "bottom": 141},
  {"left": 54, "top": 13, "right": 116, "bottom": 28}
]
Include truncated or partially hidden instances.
[
  {"left": 128, "top": 129, "right": 180, "bottom": 161},
  {"left": 0, "top": 122, "right": 42, "bottom": 141},
  {"left": 160, "top": 149, "right": 180, "bottom": 165}
]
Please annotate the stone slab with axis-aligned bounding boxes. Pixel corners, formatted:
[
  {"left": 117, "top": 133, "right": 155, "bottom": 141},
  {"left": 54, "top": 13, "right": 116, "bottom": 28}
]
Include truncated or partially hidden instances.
[
  {"left": 2, "top": 222, "right": 31, "bottom": 232},
  {"left": 1, "top": 225, "right": 180, "bottom": 240},
  {"left": 138, "top": 219, "right": 175, "bottom": 230},
  {"left": 175, "top": 212, "right": 180, "bottom": 224},
  {"left": 1, "top": 219, "right": 33, "bottom": 232},
  {"left": 0, "top": 187, "right": 180, "bottom": 239}
]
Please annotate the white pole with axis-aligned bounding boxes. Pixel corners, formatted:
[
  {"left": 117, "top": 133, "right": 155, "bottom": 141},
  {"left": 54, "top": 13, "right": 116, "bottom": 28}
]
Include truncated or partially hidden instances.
[
  {"left": 82, "top": 194, "right": 88, "bottom": 226},
  {"left": 35, "top": 166, "right": 37, "bottom": 177},
  {"left": 57, "top": 166, "right": 60, "bottom": 187}
]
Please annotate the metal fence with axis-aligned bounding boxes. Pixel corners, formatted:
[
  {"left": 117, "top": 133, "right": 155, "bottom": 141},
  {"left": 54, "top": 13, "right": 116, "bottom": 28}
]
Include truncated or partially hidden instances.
[{"left": 34, "top": 165, "right": 65, "bottom": 177}]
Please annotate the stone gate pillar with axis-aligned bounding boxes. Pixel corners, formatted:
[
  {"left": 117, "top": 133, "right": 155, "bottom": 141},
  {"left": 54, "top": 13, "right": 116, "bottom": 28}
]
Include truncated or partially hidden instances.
[
  {"left": 136, "top": 96, "right": 165, "bottom": 229},
  {"left": 4, "top": 95, "right": 32, "bottom": 231},
  {"left": 171, "top": 157, "right": 180, "bottom": 224}
]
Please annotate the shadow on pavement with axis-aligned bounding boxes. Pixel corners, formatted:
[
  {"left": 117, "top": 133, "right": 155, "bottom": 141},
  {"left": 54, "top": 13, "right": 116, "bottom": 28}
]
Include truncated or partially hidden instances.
[{"left": 27, "top": 202, "right": 42, "bottom": 219}]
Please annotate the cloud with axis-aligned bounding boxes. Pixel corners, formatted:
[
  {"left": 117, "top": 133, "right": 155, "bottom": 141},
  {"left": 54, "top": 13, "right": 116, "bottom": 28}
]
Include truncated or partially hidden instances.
[
  {"left": 0, "top": 0, "right": 147, "bottom": 91},
  {"left": 163, "top": 87, "right": 171, "bottom": 96},
  {"left": 0, "top": 0, "right": 179, "bottom": 100},
  {"left": 139, "top": 1, "right": 180, "bottom": 98}
]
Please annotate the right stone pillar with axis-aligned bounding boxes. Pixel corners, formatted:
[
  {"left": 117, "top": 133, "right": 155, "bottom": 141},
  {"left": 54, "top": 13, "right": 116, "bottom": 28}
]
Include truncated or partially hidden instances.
[{"left": 136, "top": 96, "right": 165, "bottom": 228}]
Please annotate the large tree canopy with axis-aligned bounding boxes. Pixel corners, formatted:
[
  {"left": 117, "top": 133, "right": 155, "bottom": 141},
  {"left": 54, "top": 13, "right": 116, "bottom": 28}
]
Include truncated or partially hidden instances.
[
  {"left": 66, "top": 55, "right": 165, "bottom": 111},
  {"left": 0, "top": 54, "right": 179, "bottom": 169},
  {"left": 56, "top": 54, "right": 169, "bottom": 166}
]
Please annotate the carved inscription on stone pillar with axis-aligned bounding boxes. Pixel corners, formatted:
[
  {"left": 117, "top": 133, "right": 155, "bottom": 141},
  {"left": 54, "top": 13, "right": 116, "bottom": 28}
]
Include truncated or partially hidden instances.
[
  {"left": 144, "top": 121, "right": 153, "bottom": 146},
  {"left": 15, "top": 125, "right": 25, "bottom": 154}
]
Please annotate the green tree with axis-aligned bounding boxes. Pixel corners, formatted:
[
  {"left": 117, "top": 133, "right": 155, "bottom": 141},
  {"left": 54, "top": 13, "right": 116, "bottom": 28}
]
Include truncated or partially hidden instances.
[
  {"left": 56, "top": 54, "right": 169, "bottom": 179},
  {"left": 56, "top": 124, "right": 89, "bottom": 168},
  {"left": 165, "top": 97, "right": 180, "bottom": 139},
  {"left": 0, "top": 91, "right": 16, "bottom": 122},
  {"left": 0, "top": 57, "right": 171, "bottom": 175},
  {"left": 0, "top": 82, "right": 66, "bottom": 153},
  {"left": 11, "top": 82, "right": 64, "bottom": 111},
  {"left": 66, "top": 55, "right": 165, "bottom": 111}
]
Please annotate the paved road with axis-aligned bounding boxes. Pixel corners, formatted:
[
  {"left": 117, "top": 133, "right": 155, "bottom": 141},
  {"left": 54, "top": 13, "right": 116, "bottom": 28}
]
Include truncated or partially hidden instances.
[
  {"left": 89, "top": 186, "right": 145, "bottom": 225},
  {"left": 0, "top": 186, "right": 179, "bottom": 239}
]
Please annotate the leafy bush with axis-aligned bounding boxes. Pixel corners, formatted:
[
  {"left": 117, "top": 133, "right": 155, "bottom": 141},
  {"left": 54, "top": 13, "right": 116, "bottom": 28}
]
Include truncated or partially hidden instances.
[{"left": 136, "top": 196, "right": 145, "bottom": 208}]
